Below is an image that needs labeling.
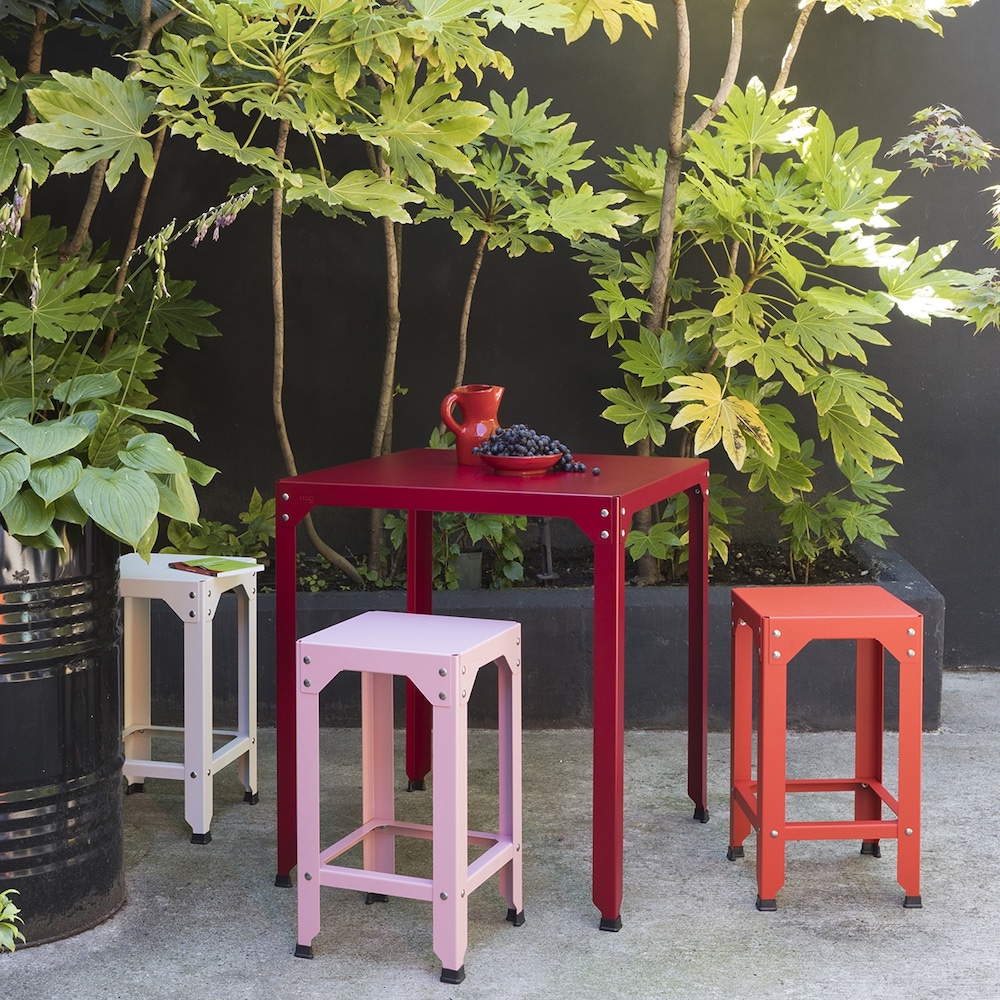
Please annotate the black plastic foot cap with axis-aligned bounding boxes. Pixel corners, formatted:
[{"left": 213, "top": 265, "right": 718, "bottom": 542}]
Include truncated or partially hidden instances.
[
  {"left": 440, "top": 965, "right": 465, "bottom": 985},
  {"left": 506, "top": 908, "right": 525, "bottom": 927},
  {"left": 407, "top": 779, "right": 425, "bottom": 792},
  {"left": 125, "top": 782, "right": 145, "bottom": 795},
  {"left": 244, "top": 791, "right": 259, "bottom": 805},
  {"left": 693, "top": 806, "right": 710, "bottom": 823},
  {"left": 294, "top": 944, "right": 313, "bottom": 959},
  {"left": 599, "top": 915, "right": 622, "bottom": 932},
  {"left": 727, "top": 846, "right": 745, "bottom": 861},
  {"left": 903, "top": 895, "right": 923, "bottom": 909},
  {"left": 860, "top": 842, "right": 881, "bottom": 857},
  {"left": 275, "top": 874, "right": 293, "bottom": 888},
  {"left": 365, "top": 893, "right": 389, "bottom": 905},
  {"left": 756, "top": 896, "right": 777, "bottom": 912},
  {"left": 190, "top": 831, "right": 212, "bottom": 845}
]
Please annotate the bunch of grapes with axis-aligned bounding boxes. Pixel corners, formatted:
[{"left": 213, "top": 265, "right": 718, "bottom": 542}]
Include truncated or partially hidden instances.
[{"left": 473, "top": 423, "right": 588, "bottom": 472}]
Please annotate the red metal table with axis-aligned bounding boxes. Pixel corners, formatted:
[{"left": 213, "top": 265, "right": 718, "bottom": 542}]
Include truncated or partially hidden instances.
[{"left": 274, "top": 448, "right": 710, "bottom": 929}]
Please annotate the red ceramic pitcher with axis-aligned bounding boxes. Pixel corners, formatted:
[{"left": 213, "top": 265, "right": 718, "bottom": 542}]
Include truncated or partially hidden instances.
[{"left": 440, "top": 384, "right": 504, "bottom": 465}]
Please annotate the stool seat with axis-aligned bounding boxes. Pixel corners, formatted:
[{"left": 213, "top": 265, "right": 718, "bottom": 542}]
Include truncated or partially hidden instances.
[
  {"left": 119, "top": 553, "right": 262, "bottom": 843},
  {"left": 728, "top": 585, "right": 923, "bottom": 910},
  {"left": 294, "top": 611, "right": 523, "bottom": 984}
]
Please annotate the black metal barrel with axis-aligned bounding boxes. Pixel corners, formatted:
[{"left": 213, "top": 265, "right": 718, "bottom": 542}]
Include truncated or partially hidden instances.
[{"left": 0, "top": 524, "right": 124, "bottom": 945}]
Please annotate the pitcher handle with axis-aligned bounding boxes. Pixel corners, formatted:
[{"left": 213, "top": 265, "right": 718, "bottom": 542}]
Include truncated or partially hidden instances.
[{"left": 440, "top": 391, "right": 462, "bottom": 433}]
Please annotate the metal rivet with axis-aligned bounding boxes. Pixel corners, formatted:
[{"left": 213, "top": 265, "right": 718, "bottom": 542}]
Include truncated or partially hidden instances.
[
  {"left": 189, "top": 611, "right": 196, "bottom": 618},
  {"left": 189, "top": 591, "right": 196, "bottom": 599},
  {"left": 281, "top": 492, "right": 289, "bottom": 501},
  {"left": 460, "top": 890, "right": 466, "bottom": 898},
  {"left": 304, "top": 872, "right": 312, "bottom": 880},
  {"left": 516, "top": 658, "right": 521, "bottom": 667},
  {"left": 600, "top": 508, "right": 609, "bottom": 518},
  {"left": 461, "top": 690, "right": 467, "bottom": 699},
  {"left": 440, "top": 892, "right": 448, "bottom": 900},
  {"left": 303, "top": 656, "right": 311, "bottom": 665},
  {"left": 620, "top": 507, "right": 626, "bottom": 516},
  {"left": 303, "top": 679, "right": 311, "bottom": 688},
  {"left": 907, "top": 628, "right": 916, "bottom": 636},
  {"left": 905, "top": 828, "right": 913, "bottom": 836},
  {"left": 439, "top": 668, "right": 447, "bottom": 676},
  {"left": 772, "top": 629, "right": 781, "bottom": 638},
  {"left": 281, "top": 513, "right": 289, "bottom": 521},
  {"left": 907, "top": 649, "right": 916, "bottom": 657},
  {"left": 439, "top": 692, "right": 447, "bottom": 700},
  {"left": 190, "top": 771, "right": 197, "bottom": 779},
  {"left": 516, "top": 636, "right": 520, "bottom": 645},
  {"left": 770, "top": 830, "right": 779, "bottom": 838},
  {"left": 516, "top": 844, "right": 521, "bottom": 852},
  {"left": 772, "top": 651, "right": 781, "bottom": 659},
  {"left": 600, "top": 530, "right": 609, "bottom": 539},
  {"left": 621, "top": 529, "right": 626, "bottom": 538}
]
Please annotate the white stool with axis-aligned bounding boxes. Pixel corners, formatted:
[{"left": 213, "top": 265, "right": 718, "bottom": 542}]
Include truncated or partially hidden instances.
[
  {"left": 119, "top": 553, "right": 262, "bottom": 843},
  {"left": 294, "top": 611, "right": 524, "bottom": 984}
]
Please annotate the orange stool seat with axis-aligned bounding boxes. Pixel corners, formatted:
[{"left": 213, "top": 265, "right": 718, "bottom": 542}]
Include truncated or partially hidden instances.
[{"left": 727, "top": 586, "right": 923, "bottom": 911}]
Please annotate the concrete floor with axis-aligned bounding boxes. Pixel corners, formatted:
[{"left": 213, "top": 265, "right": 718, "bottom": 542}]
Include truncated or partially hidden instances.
[{"left": 3, "top": 670, "right": 998, "bottom": 1000}]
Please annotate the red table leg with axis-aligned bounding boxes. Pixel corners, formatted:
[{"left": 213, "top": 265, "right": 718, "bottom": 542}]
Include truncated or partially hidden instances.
[
  {"left": 275, "top": 505, "right": 301, "bottom": 886},
  {"left": 405, "top": 509, "right": 434, "bottom": 790},
  {"left": 687, "top": 478, "right": 709, "bottom": 821},
  {"left": 591, "top": 516, "right": 626, "bottom": 931}
]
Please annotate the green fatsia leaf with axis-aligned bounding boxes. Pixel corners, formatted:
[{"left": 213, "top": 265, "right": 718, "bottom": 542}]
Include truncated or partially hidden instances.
[
  {"left": 119, "top": 433, "right": 189, "bottom": 475},
  {"left": 0, "top": 451, "right": 30, "bottom": 508},
  {"left": 599, "top": 375, "right": 671, "bottom": 447},
  {"left": 526, "top": 184, "right": 635, "bottom": 240},
  {"left": 21, "top": 69, "right": 158, "bottom": 190},
  {"left": 805, "top": 366, "right": 902, "bottom": 423},
  {"left": 709, "top": 78, "right": 815, "bottom": 155},
  {"left": 818, "top": 0, "right": 976, "bottom": 36},
  {"left": 284, "top": 170, "right": 421, "bottom": 225},
  {"left": 0, "top": 130, "right": 52, "bottom": 193},
  {"left": 133, "top": 30, "right": 210, "bottom": 109},
  {"left": 354, "top": 66, "right": 489, "bottom": 192},
  {"left": 878, "top": 239, "right": 971, "bottom": 322},
  {"left": 0, "top": 260, "right": 115, "bottom": 342},
  {"left": 481, "top": 0, "right": 575, "bottom": 34},
  {"left": 27, "top": 455, "right": 83, "bottom": 505},
  {"left": 815, "top": 403, "right": 902, "bottom": 473},
  {"left": 1, "top": 487, "right": 52, "bottom": 537},
  {"left": 0, "top": 417, "right": 88, "bottom": 462},
  {"left": 562, "top": 0, "right": 657, "bottom": 43},
  {"left": 74, "top": 466, "right": 159, "bottom": 548}
]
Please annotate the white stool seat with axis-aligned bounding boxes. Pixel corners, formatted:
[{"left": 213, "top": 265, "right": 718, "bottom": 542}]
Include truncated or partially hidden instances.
[
  {"left": 294, "top": 611, "right": 524, "bottom": 984},
  {"left": 119, "top": 553, "right": 262, "bottom": 843}
]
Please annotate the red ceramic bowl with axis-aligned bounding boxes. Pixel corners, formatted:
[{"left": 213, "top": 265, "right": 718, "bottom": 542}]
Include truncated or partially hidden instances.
[{"left": 479, "top": 453, "right": 561, "bottom": 476}]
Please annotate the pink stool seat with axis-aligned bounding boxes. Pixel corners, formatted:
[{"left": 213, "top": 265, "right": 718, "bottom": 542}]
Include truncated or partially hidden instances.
[
  {"left": 294, "top": 611, "right": 523, "bottom": 984},
  {"left": 728, "top": 586, "right": 923, "bottom": 911}
]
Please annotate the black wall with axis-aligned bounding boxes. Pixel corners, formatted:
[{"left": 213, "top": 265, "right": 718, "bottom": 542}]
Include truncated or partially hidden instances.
[{"left": 17, "top": 2, "right": 1000, "bottom": 667}]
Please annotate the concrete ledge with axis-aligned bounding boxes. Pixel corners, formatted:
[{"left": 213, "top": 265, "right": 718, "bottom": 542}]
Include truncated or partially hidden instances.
[{"left": 142, "top": 541, "right": 943, "bottom": 731}]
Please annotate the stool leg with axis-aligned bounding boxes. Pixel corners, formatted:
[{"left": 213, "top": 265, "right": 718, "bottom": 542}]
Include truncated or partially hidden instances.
[
  {"left": 756, "top": 653, "right": 787, "bottom": 910},
  {"left": 497, "top": 651, "right": 524, "bottom": 925},
  {"left": 237, "top": 583, "right": 259, "bottom": 805},
  {"left": 183, "top": 616, "right": 214, "bottom": 844},
  {"left": 855, "top": 638, "right": 884, "bottom": 856},
  {"left": 728, "top": 617, "right": 754, "bottom": 858},
  {"left": 897, "top": 641, "right": 923, "bottom": 907},
  {"left": 432, "top": 697, "right": 469, "bottom": 984},
  {"left": 361, "top": 670, "right": 395, "bottom": 896},
  {"left": 295, "top": 684, "right": 322, "bottom": 958},
  {"left": 123, "top": 595, "right": 151, "bottom": 791}
]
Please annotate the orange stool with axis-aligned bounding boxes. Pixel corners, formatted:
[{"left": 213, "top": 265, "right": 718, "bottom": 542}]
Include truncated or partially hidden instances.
[{"left": 727, "top": 586, "right": 923, "bottom": 911}]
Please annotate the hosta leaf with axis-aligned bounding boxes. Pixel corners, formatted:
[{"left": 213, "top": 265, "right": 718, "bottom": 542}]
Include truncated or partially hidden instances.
[
  {"left": 0, "top": 417, "right": 88, "bottom": 462},
  {"left": 119, "top": 433, "right": 189, "bottom": 475},
  {"left": 0, "top": 451, "right": 30, "bottom": 508},
  {"left": 154, "top": 474, "right": 200, "bottom": 524},
  {"left": 28, "top": 455, "right": 83, "bottom": 505},
  {"left": 74, "top": 466, "right": 159, "bottom": 548},
  {"left": 22, "top": 69, "right": 158, "bottom": 190},
  {"left": 52, "top": 371, "right": 122, "bottom": 406},
  {"left": 183, "top": 456, "right": 220, "bottom": 487},
  {"left": 1, "top": 487, "right": 52, "bottom": 537}
]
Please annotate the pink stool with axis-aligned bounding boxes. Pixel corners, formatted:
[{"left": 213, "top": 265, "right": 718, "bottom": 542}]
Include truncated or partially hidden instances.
[{"left": 294, "top": 611, "right": 524, "bottom": 984}]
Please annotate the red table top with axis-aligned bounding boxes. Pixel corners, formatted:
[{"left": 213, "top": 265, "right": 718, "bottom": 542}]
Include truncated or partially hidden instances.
[{"left": 279, "top": 449, "right": 707, "bottom": 539}]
